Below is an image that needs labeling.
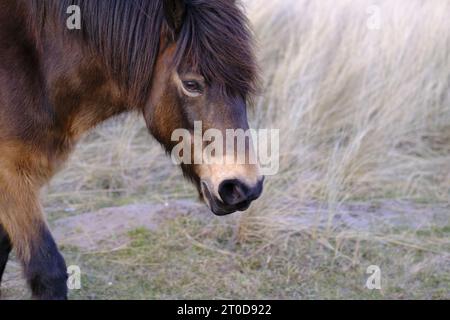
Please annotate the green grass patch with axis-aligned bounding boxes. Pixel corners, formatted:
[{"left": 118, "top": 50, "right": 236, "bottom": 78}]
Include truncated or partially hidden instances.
[{"left": 62, "top": 215, "right": 449, "bottom": 300}]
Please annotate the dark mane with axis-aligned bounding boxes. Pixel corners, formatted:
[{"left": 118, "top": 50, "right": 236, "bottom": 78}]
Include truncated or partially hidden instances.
[
  {"left": 28, "top": 0, "right": 258, "bottom": 105},
  {"left": 28, "top": 0, "right": 164, "bottom": 106}
]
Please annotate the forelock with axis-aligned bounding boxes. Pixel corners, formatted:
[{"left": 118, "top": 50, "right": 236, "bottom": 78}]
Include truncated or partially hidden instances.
[{"left": 173, "top": 0, "right": 259, "bottom": 99}]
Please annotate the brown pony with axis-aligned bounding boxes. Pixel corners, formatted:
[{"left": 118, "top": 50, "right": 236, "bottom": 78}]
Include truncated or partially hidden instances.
[{"left": 0, "top": 0, "right": 263, "bottom": 299}]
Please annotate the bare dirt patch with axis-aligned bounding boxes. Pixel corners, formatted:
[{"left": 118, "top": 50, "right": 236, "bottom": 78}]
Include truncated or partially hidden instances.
[
  {"left": 51, "top": 200, "right": 449, "bottom": 251},
  {"left": 52, "top": 200, "right": 210, "bottom": 251},
  {"left": 275, "top": 200, "right": 450, "bottom": 232}
]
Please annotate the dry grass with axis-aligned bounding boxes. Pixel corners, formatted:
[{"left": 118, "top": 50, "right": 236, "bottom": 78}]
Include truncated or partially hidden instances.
[
  {"left": 241, "top": 0, "right": 450, "bottom": 238},
  {"left": 27, "top": 0, "right": 450, "bottom": 299}
]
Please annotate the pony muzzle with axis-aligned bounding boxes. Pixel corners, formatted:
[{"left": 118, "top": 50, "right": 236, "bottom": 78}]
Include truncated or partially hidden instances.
[{"left": 200, "top": 172, "right": 264, "bottom": 216}]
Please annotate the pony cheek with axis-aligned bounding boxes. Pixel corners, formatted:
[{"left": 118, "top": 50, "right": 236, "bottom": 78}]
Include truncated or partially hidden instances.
[{"left": 143, "top": 100, "right": 184, "bottom": 149}]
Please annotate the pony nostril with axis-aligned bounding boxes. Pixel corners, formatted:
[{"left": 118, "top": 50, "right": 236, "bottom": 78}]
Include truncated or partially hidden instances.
[{"left": 218, "top": 179, "right": 248, "bottom": 206}]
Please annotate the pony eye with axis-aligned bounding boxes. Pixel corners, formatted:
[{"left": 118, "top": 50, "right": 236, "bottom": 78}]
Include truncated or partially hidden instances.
[{"left": 182, "top": 80, "right": 203, "bottom": 94}]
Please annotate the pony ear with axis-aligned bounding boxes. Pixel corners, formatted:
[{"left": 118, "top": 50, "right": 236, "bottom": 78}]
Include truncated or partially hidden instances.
[{"left": 163, "top": 0, "right": 186, "bottom": 34}]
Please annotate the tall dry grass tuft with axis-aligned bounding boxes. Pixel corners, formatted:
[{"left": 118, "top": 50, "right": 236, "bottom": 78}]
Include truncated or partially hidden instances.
[
  {"left": 237, "top": 0, "right": 450, "bottom": 239},
  {"left": 47, "top": 0, "right": 449, "bottom": 241}
]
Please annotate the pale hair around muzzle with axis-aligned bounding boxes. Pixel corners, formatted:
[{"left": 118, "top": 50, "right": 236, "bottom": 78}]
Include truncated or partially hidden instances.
[{"left": 198, "top": 156, "right": 262, "bottom": 200}]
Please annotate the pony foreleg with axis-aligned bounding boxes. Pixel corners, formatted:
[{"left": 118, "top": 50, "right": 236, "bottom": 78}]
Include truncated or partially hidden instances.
[
  {"left": 24, "top": 224, "right": 68, "bottom": 300},
  {"left": 0, "top": 225, "right": 12, "bottom": 293},
  {"left": 0, "top": 178, "right": 68, "bottom": 300}
]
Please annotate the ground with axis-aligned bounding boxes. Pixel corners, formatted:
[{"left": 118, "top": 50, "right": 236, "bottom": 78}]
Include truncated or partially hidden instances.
[{"left": 2, "top": 200, "right": 449, "bottom": 300}]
